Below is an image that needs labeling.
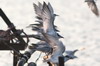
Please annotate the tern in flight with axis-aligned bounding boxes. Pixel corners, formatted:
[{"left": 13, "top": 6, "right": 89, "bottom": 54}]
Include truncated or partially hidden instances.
[
  {"left": 32, "top": 2, "right": 65, "bottom": 65},
  {"left": 25, "top": 2, "right": 78, "bottom": 66},
  {"left": 33, "top": 2, "right": 74, "bottom": 66}
]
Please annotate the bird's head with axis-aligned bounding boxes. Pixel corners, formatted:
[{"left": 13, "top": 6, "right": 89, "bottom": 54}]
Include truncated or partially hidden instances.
[{"left": 63, "top": 49, "right": 78, "bottom": 60}]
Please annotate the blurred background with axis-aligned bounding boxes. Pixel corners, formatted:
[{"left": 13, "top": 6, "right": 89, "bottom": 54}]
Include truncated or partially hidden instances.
[{"left": 0, "top": 0, "right": 100, "bottom": 66}]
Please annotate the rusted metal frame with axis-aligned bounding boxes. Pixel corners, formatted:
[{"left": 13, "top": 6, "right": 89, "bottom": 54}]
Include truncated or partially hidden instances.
[
  {"left": 0, "top": 8, "right": 27, "bottom": 48},
  {"left": 0, "top": 43, "right": 25, "bottom": 50},
  {"left": 21, "top": 34, "right": 43, "bottom": 40},
  {"left": 0, "top": 8, "right": 27, "bottom": 66}
]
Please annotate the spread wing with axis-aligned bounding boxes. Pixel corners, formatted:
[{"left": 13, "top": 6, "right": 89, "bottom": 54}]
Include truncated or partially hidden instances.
[
  {"left": 41, "top": 2, "right": 60, "bottom": 38},
  {"left": 28, "top": 2, "right": 65, "bottom": 64},
  {"left": 33, "top": 2, "right": 65, "bottom": 52},
  {"left": 33, "top": 2, "right": 63, "bottom": 39},
  {"left": 42, "top": 2, "right": 55, "bottom": 33}
]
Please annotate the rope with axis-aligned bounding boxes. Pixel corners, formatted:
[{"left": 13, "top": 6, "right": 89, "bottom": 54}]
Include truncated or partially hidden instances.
[{"left": 35, "top": 52, "right": 42, "bottom": 63}]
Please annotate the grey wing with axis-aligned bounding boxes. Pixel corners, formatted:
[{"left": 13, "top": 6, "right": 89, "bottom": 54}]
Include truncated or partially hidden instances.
[
  {"left": 31, "top": 42, "right": 52, "bottom": 53},
  {"left": 42, "top": 2, "right": 59, "bottom": 38},
  {"left": 38, "top": 2, "right": 43, "bottom": 10},
  {"left": 33, "top": 3, "right": 43, "bottom": 24},
  {"left": 88, "top": 2, "right": 99, "bottom": 16},
  {"left": 48, "top": 2, "right": 60, "bottom": 33},
  {"left": 85, "top": 0, "right": 99, "bottom": 16},
  {"left": 48, "top": 2, "right": 55, "bottom": 18},
  {"left": 33, "top": 2, "right": 63, "bottom": 38},
  {"left": 33, "top": 3, "right": 42, "bottom": 17}
]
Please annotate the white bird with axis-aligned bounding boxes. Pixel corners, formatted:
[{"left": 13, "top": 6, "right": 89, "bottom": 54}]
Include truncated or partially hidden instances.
[
  {"left": 28, "top": 2, "right": 78, "bottom": 66},
  {"left": 28, "top": 2, "right": 63, "bottom": 39},
  {"left": 32, "top": 2, "right": 66, "bottom": 65},
  {"left": 85, "top": 0, "right": 99, "bottom": 16}
]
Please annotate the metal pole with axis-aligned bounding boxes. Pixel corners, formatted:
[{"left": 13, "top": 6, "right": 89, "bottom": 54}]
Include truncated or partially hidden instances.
[
  {"left": 13, "top": 50, "right": 19, "bottom": 66},
  {"left": 59, "top": 56, "right": 64, "bottom": 66}
]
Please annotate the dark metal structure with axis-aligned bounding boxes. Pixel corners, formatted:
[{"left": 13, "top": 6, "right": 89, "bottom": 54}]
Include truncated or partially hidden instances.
[
  {"left": 59, "top": 56, "right": 64, "bottom": 66},
  {"left": 0, "top": 8, "right": 27, "bottom": 66}
]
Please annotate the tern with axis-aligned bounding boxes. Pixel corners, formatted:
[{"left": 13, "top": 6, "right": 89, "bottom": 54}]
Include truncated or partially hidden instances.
[
  {"left": 32, "top": 2, "right": 66, "bottom": 65},
  {"left": 33, "top": 2, "right": 62, "bottom": 38},
  {"left": 27, "top": 2, "right": 63, "bottom": 39},
  {"left": 25, "top": 2, "right": 78, "bottom": 66}
]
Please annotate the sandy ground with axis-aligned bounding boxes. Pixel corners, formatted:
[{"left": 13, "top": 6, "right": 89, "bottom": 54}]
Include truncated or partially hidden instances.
[{"left": 0, "top": 0, "right": 100, "bottom": 66}]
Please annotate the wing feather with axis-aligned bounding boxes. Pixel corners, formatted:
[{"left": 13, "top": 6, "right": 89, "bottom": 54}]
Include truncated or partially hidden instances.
[
  {"left": 33, "top": 3, "right": 42, "bottom": 17},
  {"left": 87, "top": 1, "right": 99, "bottom": 16},
  {"left": 85, "top": 0, "right": 99, "bottom": 16}
]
